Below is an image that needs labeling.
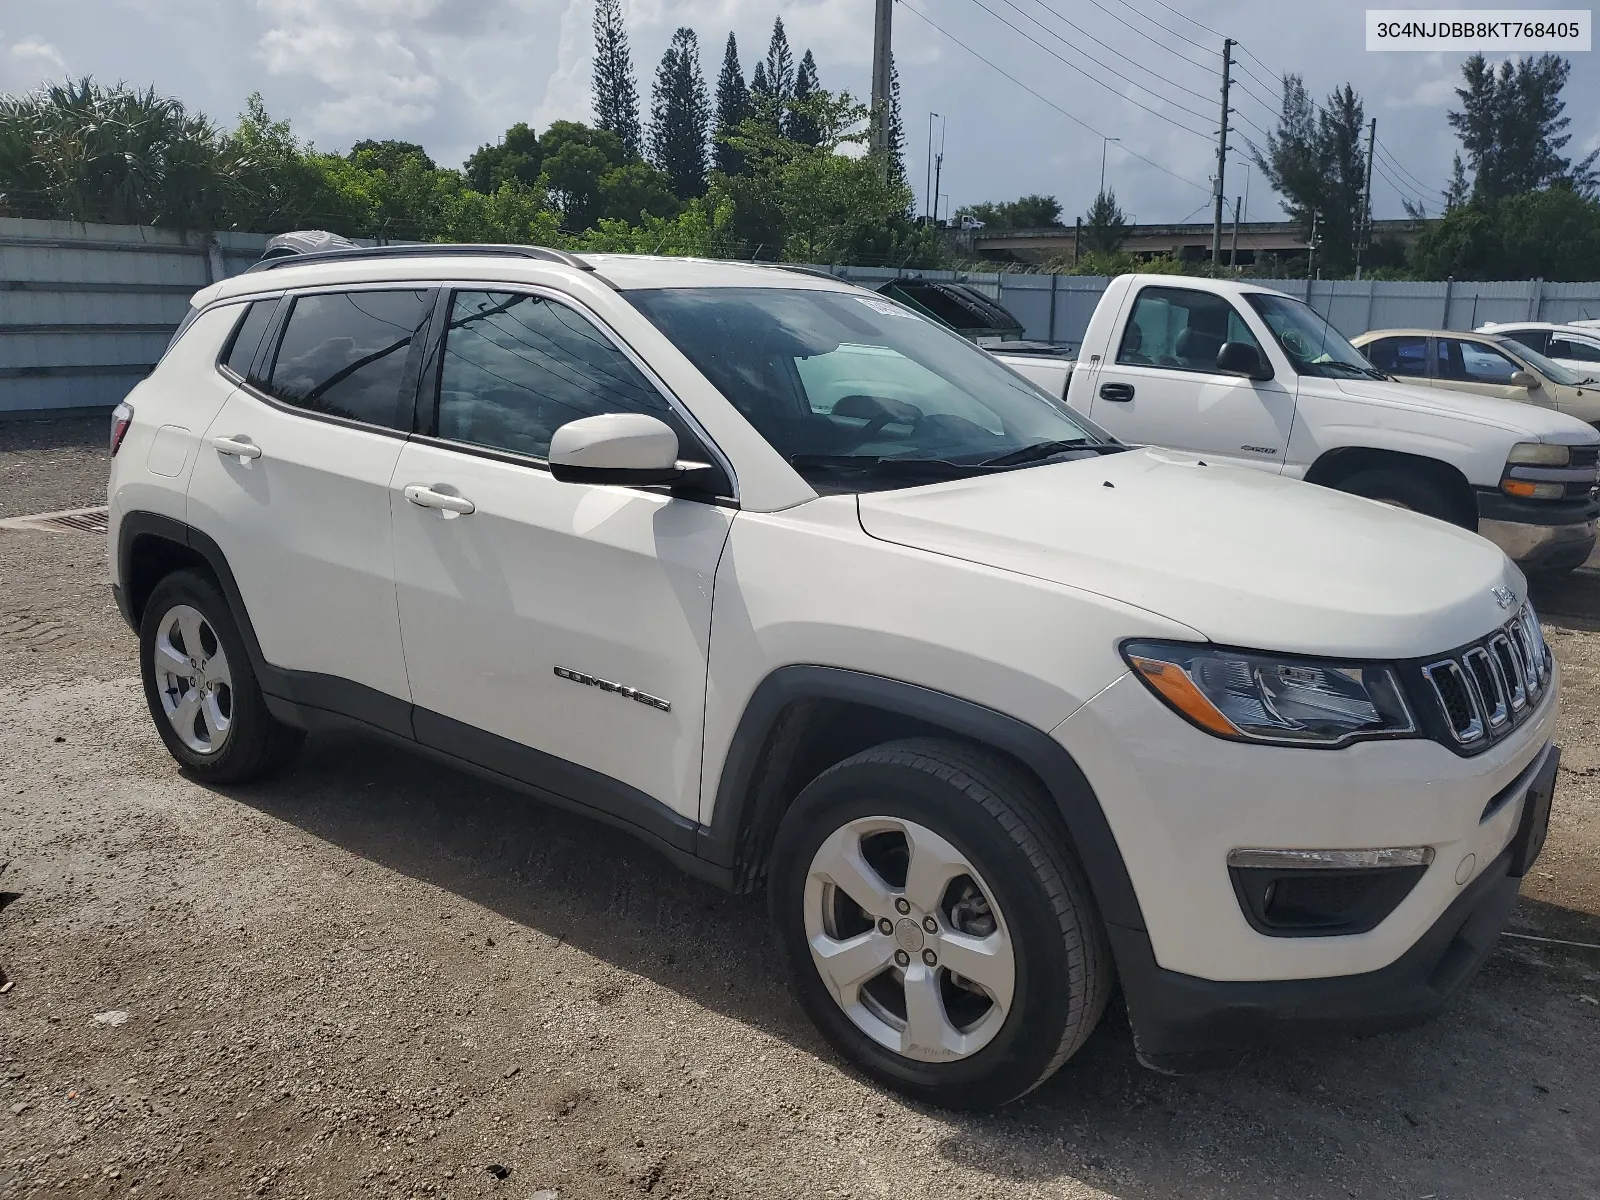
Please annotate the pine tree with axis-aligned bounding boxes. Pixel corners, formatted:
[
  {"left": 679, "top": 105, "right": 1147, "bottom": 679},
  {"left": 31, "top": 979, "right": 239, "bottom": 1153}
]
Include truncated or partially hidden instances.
[
  {"left": 1447, "top": 53, "right": 1599, "bottom": 200},
  {"left": 763, "top": 17, "right": 795, "bottom": 128},
  {"left": 592, "top": 0, "right": 642, "bottom": 159},
  {"left": 1082, "top": 188, "right": 1129, "bottom": 254},
  {"left": 714, "top": 33, "right": 751, "bottom": 175},
  {"left": 785, "top": 49, "right": 821, "bottom": 146},
  {"left": 887, "top": 55, "right": 907, "bottom": 187},
  {"left": 650, "top": 27, "right": 711, "bottom": 199},
  {"left": 749, "top": 61, "right": 777, "bottom": 133}
]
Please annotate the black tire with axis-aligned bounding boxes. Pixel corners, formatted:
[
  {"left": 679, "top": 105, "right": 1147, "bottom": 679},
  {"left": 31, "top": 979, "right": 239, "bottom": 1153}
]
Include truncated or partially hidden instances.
[
  {"left": 139, "top": 569, "right": 303, "bottom": 783},
  {"left": 768, "top": 738, "right": 1111, "bottom": 1109},
  {"left": 1336, "top": 467, "right": 1465, "bottom": 526}
]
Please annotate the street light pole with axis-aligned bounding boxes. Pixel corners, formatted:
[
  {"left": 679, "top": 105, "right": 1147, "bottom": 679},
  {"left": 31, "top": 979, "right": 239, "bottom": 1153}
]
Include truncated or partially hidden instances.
[{"left": 1099, "top": 136, "right": 1120, "bottom": 198}]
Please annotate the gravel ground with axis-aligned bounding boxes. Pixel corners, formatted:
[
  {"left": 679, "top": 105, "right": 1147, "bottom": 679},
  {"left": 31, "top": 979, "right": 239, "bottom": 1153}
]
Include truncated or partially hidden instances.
[{"left": 2, "top": 421, "right": 1599, "bottom": 1200}]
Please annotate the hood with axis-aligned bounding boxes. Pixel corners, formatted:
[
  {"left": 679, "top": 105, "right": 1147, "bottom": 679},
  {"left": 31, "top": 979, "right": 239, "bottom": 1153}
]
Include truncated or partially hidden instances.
[
  {"left": 1330, "top": 378, "right": 1599, "bottom": 444},
  {"left": 856, "top": 448, "right": 1524, "bottom": 659}
]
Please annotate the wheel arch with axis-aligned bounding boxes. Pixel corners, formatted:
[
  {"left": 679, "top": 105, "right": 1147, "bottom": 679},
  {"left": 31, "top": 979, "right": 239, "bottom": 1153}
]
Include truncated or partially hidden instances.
[
  {"left": 1303, "top": 445, "right": 1478, "bottom": 526},
  {"left": 699, "top": 666, "right": 1147, "bottom": 932},
  {"left": 118, "top": 512, "right": 271, "bottom": 676}
]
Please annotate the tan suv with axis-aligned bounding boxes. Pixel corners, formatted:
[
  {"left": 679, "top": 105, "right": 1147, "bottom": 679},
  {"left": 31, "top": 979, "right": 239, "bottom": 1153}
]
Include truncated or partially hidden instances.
[{"left": 1354, "top": 328, "right": 1600, "bottom": 430}]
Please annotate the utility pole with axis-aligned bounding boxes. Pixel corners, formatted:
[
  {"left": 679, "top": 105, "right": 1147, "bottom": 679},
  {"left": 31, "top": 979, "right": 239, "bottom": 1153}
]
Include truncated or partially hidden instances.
[
  {"left": 871, "top": 0, "right": 894, "bottom": 175},
  {"left": 932, "top": 149, "right": 944, "bottom": 225},
  {"left": 1229, "top": 196, "right": 1241, "bottom": 269},
  {"left": 1354, "top": 116, "right": 1377, "bottom": 280},
  {"left": 924, "top": 112, "right": 939, "bottom": 223},
  {"left": 1210, "top": 37, "right": 1234, "bottom": 268},
  {"left": 1307, "top": 208, "right": 1320, "bottom": 280},
  {"left": 1073, "top": 216, "right": 1082, "bottom": 266}
]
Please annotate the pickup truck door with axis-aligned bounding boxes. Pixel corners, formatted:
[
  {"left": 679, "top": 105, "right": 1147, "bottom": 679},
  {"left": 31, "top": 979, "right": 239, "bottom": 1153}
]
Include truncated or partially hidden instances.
[
  {"left": 388, "top": 288, "right": 732, "bottom": 830},
  {"left": 1085, "top": 283, "right": 1296, "bottom": 472}
]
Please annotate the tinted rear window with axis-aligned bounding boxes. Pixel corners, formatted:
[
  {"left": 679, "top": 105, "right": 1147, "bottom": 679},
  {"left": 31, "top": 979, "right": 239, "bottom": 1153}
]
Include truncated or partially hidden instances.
[
  {"left": 265, "top": 290, "right": 432, "bottom": 428},
  {"left": 222, "top": 301, "right": 276, "bottom": 379}
]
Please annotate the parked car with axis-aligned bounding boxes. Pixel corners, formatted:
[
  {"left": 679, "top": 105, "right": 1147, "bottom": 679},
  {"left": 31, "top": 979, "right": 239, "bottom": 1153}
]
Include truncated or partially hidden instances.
[
  {"left": 1476, "top": 321, "right": 1600, "bottom": 380},
  {"left": 112, "top": 244, "right": 1562, "bottom": 1107},
  {"left": 1353, "top": 328, "right": 1600, "bottom": 430},
  {"left": 992, "top": 276, "right": 1600, "bottom": 573}
]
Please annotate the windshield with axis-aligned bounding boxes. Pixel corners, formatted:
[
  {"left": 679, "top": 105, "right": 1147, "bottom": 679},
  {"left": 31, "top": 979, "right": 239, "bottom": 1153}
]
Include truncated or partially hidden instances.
[
  {"left": 1244, "top": 292, "right": 1385, "bottom": 379},
  {"left": 625, "top": 286, "right": 1115, "bottom": 492},
  {"left": 1496, "top": 337, "right": 1590, "bottom": 387}
]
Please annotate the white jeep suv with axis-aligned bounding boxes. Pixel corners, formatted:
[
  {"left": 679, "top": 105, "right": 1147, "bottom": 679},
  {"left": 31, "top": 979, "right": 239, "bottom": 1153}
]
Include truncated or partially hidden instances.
[{"left": 109, "top": 244, "right": 1561, "bottom": 1108}]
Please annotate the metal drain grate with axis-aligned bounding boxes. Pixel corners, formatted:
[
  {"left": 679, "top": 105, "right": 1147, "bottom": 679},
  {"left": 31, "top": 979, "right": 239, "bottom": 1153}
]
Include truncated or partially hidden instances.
[{"left": 0, "top": 505, "right": 110, "bottom": 535}]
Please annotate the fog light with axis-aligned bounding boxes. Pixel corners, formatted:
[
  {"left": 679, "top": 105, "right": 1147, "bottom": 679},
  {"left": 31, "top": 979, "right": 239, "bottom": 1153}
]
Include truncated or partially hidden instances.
[{"left": 1227, "top": 846, "right": 1434, "bottom": 937}]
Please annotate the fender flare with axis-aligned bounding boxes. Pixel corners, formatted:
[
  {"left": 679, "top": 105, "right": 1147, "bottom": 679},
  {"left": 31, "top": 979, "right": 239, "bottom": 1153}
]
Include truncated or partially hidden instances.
[{"left": 697, "top": 665, "right": 1147, "bottom": 932}]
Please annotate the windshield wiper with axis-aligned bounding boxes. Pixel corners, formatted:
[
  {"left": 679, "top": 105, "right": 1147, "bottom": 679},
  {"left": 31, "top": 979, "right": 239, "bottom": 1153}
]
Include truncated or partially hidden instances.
[
  {"left": 979, "top": 438, "right": 1122, "bottom": 467},
  {"left": 1308, "top": 360, "right": 1386, "bottom": 379},
  {"left": 788, "top": 454, "right": 991, "bottom": 478}
]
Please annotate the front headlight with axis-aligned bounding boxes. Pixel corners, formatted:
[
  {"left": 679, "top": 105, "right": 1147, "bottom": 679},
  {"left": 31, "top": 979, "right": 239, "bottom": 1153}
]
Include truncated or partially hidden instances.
[
  {"left": 1123, "top": 642, "right": 1417, "bottom": 747},
  {"left": 1506, "top": 442, "right": 1572, "bottom": 467}
]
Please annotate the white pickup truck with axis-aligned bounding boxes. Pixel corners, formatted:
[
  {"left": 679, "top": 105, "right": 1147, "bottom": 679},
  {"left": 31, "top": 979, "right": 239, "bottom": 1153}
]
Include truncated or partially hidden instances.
[{"left": 995, "top": 275, "right": 1600, "bottom": 572}]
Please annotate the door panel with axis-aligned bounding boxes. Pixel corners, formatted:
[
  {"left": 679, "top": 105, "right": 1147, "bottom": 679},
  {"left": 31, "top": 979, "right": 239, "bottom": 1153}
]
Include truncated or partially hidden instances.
[
  {"left": 1086, "top": 285, "right": 1296, "bottom": 470},
  {"left": 391, "top": 441, "right": 731, "bottom": 822},
  {"left": 189, "top": 390, "right": 412, "bottom": 706}
]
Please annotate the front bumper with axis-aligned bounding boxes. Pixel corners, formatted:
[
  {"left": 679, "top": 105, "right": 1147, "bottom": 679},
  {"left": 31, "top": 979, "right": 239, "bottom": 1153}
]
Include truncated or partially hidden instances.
[{"left": 1476, "top": 490, "right": 1597, "bottom": 571}]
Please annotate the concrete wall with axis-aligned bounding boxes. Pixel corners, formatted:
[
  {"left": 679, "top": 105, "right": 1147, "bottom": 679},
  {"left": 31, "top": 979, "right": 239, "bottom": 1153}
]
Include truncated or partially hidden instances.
[
  {"left": 7, "top": 217, "right": 1600, "bottom": 416},
  {"left": 0, "top": 218, "right": 269, "bottom": 415}
]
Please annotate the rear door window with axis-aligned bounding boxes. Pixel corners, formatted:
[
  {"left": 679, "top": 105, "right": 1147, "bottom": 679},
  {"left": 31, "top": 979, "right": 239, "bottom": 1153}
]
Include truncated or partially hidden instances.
[
  {"left": 1362, "top": 335, "right": 1429, "bottom": 378},
  {"left": 1498, "top": 329, "right": 1549, "bottom": 355},
  {"left": 265, "top": 289, "right": 433, "bottom": 429},
  {"left": 221, "top": 301, "right": 277, "bottom": 380}
]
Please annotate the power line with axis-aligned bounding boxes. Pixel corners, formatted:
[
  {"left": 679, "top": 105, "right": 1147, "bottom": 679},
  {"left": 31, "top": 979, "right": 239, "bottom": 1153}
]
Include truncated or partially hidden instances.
[
  {"left": 1375, "top": 139, "right": 1443, "bottom": 198},
  {"left": 1000, "top": 0, "right": 1219, "bottom": 109},
  {"left": 958, "top": 0, "right": 1217, "bottom": 134},
  {"left": 897, "top": 0, "right": 1211, "bottom": 192},
  {"left": 1371, "top": 157, "right": 1435, "bottom": 212},
  {"left": 1071, "top": 0, "right": 1221, "bottom": 72}
]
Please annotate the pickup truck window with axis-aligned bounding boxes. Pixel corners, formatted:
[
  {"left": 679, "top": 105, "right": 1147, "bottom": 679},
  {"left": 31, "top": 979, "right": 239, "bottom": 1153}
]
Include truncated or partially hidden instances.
[
  {"left": 1499, "top": 339, "right": 1587, "bottom": 387},
  {"left": 1550, "top": 335, "right": 1600, "bottom": 364},
  {"left": 1116, "top": 286, "right": 1262, "bottom": 372},
  {"left": 627, "top": 286, "right": 1111, "bottom": 492},
  {"left": 1244, "top": 293, "right": 1386, "bottom": 379}
]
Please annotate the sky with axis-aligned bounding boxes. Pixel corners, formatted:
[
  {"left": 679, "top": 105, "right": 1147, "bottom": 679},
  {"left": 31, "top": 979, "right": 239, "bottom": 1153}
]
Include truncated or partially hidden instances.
[{"left": 2, "top": 0, "right": 1596, "bottom": 227}]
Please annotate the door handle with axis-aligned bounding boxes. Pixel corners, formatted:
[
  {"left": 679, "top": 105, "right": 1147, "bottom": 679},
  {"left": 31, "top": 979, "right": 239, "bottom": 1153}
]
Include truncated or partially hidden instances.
[
  {"left": 208, "top": 435, "right": 262, "bottom": 459},
  {"left": 1099, "top": 382, "right": 1135, "bottom": 403},
  {"left": 403, "top": 484, "right": 475, "bottom": 515}
]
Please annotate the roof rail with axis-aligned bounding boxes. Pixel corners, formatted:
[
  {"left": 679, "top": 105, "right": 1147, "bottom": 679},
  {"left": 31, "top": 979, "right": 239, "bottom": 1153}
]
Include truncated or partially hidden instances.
[
  {"left": 246, "top": 242, "right": 594, "bottom": 274},
  {"left": 772, "top": 263, "right": 843, "bottom": 281}
]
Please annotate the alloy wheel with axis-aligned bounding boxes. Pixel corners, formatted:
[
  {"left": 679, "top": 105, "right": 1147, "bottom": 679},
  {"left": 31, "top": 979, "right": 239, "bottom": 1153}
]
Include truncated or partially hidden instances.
[
  {"left": 152, "top": 603, "right": 233, "bottom": 755},
  {"left": 803, "top": 816, "right": 1016, "bottom": 1063}
]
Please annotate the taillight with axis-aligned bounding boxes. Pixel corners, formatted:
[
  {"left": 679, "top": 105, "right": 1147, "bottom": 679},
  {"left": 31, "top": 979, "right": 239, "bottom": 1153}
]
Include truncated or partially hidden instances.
[{"left": 110, "top": 401, "right": 134, "bottom": 456}]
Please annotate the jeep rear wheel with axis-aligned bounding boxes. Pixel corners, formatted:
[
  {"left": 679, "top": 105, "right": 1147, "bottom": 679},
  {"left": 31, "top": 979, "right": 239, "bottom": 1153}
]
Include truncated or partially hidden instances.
[
  {"left": 768, "top": 739, "right": 1111, "bottom": 1109},
  {"left": 139, "top": 570, "right": 303, "bottom": 783}
]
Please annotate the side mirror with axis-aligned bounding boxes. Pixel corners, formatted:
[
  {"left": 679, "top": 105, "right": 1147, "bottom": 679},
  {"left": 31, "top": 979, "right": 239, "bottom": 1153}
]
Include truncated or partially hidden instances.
[
  {"left": 548, "top": 413, "right": 690, "bottom": 486},
  {"left": 1216, "top": 341, "right": 1273, "bottom": 381},
  {"left": 1509, "top": 370, "right": 1539, "bottom": 389}
]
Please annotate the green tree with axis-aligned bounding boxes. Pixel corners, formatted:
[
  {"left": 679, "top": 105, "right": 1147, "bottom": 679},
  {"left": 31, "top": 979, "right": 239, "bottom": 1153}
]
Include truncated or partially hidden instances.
[
  {"left": 1081, "top": 188, "right": 1128, "bottom": 254},
  {"left": 1251, "top": 75, "right": 1368, "bottom": 274},
  {"left": 1447, "top": 54, "right": 1597, "bottom": 200},
  {"left": 714, "top": 33, "right": 751, "bottom": 175},
  {"left": 1408, "top": 185, "right": 1600, "bottom": 280},
  {"left": 885, "top": 56, "right": 906, "bottom": 188},
  {"left": 538, "top": 120, "right": 626, "bottom": 229},
  {"left": 0, "top": 77, "right": 237, "bottom": 230},
  {"left": 596, "top": 159, "right": 679, "bottom": 222},
  {"left": 954, "top": 195, "right": 1063, "bottom": 229},
  {"left": 785, "top": 50, "right": 821, "bottom": 146},
  {"left": 763, "top": 18, "right": 795, "bottom": 115},
  {"left": 348, "top": 139, "right": 434, "bottom": 173},
  {"left": 591, "top": 0, "right": 642, "bottom": 159},
  {"left": 717, "top": 87, "right": 942, "bottom": 266},
  {"left": 463, "top": 122, "right": 542, "bottom": 193},
  {"left": 650, "top": 27, "right": 711, "bottom": 199}
]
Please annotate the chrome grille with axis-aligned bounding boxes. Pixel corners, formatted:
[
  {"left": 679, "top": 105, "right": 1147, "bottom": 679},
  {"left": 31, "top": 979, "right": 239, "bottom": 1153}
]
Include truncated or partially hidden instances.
[{"left": 1421, "top": 604, "right": 1550, "bottom": 748}]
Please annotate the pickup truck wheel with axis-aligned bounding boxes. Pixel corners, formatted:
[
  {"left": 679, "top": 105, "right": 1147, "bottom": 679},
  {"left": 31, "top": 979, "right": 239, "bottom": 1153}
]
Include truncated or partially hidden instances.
[
  {"left": 139, "top": 569, "right": 303, "bottom": 783},
  {"left": 1336, "top": 467, "right": 1462, "bottom": 525},
  {"left": 768, "top": 738, "right": 1110, "bottom": 1109}
]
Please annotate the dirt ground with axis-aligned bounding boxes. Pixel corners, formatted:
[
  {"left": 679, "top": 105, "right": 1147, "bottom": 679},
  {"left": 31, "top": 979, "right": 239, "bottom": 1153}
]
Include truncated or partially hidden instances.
[{"left": 2, "top": 417, "right": 1598, "bottom": 1200}]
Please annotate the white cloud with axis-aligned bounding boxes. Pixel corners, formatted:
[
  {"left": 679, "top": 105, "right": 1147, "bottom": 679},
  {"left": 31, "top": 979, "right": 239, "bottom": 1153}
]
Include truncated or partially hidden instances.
[{"left": 5, "top": 35, "right": 68, "bottom": 85}]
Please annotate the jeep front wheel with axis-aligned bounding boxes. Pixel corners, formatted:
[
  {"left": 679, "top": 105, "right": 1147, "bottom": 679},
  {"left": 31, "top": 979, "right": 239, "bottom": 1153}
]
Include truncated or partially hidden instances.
[{"left": 768, "top": 739, "right": 1111, "bottom": 1109}]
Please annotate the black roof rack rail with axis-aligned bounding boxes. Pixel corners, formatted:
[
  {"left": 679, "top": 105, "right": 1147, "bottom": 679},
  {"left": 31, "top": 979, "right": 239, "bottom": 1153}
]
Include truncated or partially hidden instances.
[
  {"left": 771, "top": 263, "right": 844, "bottom": 281},
  {"left": 246, "top": 243, "right": 594, "bottom": 274}
]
